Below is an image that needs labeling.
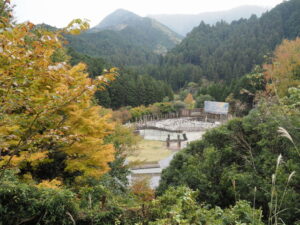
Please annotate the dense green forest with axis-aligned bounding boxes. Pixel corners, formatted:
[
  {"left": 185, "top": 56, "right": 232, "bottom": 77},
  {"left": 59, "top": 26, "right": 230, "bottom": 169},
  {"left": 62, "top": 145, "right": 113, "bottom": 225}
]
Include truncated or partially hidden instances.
[
  {"left": 134, "top": 0, "right": 300, "bottom": 90},
  {"left": 1, "top": 0, "right": 300, "bottom": 224},
  {"left": 142, "top": 0, "right": 299, "bottom": 90},
  {"left": 63, "top": 0, "right": 300, "bottom": 112},
  {"left": 95, "top": 72, "right": 174, "bottom": 109},
  {"left": 67, "top": 48, "right": 173, "bottom": 109},
  {"left": 66, "top": 0, "right": 300, "bottom": 93},
  {"left": 66, "top": 9, "right": 181, "bottom": 67}
]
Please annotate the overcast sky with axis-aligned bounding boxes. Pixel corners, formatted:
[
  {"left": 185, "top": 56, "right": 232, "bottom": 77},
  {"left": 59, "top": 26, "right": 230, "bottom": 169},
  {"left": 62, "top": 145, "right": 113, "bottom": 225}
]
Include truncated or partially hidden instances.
[{"left": 12, "top": 0, "right": 283, "bottom": 28}]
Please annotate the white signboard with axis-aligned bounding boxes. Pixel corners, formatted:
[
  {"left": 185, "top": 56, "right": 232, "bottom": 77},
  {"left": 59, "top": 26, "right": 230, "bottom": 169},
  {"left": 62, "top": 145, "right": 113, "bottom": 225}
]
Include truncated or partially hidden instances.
[{"left": 204, "top": 101, "right": 229, "bottom": 115}]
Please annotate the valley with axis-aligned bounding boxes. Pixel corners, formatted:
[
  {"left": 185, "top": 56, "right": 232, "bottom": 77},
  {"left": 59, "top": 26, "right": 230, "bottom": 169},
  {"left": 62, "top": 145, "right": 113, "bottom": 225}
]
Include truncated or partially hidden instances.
[{"left": 1, "top": 0, "right": 300, "bottom": 224}]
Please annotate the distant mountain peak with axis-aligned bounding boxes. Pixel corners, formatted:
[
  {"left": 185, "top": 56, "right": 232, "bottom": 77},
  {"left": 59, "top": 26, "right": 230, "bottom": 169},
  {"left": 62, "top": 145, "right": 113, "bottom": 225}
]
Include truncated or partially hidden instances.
[
  {"left": 67, "top": 8, "right": 183, "bottom": 66},
  {"left": 93, "top": 9, "right": 141, "bottom": 30},
  {"left": 106, "top": 8, "right": 140, "bottom": 19},
  {"left": 89, "top": 8, "right": 182, "bottom": 48},
  {"left": 149, "top": 5, "right": 271, "bottom": 36},
  {"left": 112, "top": 8, "right": 137, "bottom": 15}
]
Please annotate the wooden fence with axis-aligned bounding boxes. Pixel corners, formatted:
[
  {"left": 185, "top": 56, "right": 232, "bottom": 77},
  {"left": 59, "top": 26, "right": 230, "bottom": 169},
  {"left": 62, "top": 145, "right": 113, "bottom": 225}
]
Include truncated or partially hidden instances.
[
  {"left": 128, "top": 108, "right": 230, "bottom": 131},
  {"left": 180, "top": 108, "right": 228, "bottom": 121}
]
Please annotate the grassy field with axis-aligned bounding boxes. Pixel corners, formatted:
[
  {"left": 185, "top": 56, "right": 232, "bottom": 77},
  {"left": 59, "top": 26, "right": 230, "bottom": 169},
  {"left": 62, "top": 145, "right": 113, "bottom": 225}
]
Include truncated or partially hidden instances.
[{"left": 127, "top": 139, "right": 172, "bottom": 164}]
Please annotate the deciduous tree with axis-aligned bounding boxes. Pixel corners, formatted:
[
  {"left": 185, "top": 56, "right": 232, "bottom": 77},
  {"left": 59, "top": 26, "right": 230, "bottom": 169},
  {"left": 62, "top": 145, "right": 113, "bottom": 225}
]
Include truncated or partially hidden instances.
[
  {"left": 264, "top": 38, "right": 300, "bottom": 97},
  {"left": 0, "top": 11, "right": 118, "bottom": 181}
]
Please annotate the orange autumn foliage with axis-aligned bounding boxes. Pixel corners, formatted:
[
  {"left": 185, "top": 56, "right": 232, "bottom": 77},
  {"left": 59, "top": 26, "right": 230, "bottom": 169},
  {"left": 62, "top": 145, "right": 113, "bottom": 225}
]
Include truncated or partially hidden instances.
[
  {"left": 131, "top": 178, "right": 155, "bottom": 202},
  {"left": 0, "top": 19, "right": 118, "bottom": 180},
  {"left": 264, "top": 38, "right": 300, "bottom": 98},
  {"left": 184, "top": 93, "right": 195, "bottom": 109}
]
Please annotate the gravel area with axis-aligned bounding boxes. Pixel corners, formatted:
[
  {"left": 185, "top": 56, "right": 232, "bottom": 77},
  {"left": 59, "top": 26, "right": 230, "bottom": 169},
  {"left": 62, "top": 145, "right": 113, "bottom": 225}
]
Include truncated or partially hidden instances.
[{"left": 141, "top": 117, "right": 219, "bottom": 131}]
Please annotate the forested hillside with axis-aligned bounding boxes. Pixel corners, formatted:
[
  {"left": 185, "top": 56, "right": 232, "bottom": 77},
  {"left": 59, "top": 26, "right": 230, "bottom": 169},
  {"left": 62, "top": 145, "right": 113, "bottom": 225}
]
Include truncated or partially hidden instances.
[
  {"left": 95, "top": 72, "right": 173, "bottom": 109},
  {"left": 67, "top": 48, "right": 173, "bottom": 109},
  {"left": 144, "top": 0, "right": 300, "bottom": 90},
  {"left": 66, "top": 0, "right": 300, "bottom": 91},
  {"left": 66, "top": 9, "right": 181, "bottom": 66},
  {"left": 61, "top": 0, "right": 300, "bottom": 110}
]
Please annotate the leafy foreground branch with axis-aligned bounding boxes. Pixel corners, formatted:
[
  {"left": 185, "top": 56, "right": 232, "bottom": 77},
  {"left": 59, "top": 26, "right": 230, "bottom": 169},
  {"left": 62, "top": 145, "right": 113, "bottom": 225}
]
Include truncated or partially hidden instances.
[{"left": 0, "top": 19, "right": 118, "bottom": 181}]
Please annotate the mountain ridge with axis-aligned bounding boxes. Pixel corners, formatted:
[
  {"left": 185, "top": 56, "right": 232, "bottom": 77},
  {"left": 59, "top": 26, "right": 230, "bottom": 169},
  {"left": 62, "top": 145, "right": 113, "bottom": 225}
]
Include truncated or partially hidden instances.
[
  {"left": 149, "top": 5, "right": 270, "bottom": 36},
  {"left": 143, "top": 0, "right": 300, "bottom": 89},
  {"left": 66, "top": 9, "right": 182, "bottom": 66}
]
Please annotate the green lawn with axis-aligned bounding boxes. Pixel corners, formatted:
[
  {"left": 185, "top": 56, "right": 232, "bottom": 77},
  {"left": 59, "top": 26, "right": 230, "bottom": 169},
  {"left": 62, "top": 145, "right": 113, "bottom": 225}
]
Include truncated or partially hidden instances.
[{"left": 127, "top": 139, "right": 172, "bottom": 164}]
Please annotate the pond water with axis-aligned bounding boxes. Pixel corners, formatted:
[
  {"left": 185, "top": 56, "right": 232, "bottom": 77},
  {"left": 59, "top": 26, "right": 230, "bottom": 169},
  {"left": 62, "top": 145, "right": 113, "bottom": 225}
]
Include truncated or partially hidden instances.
[
  {"left": 128, "top": 118, "right": 218, "bottom": 189},
  {"left": 138, "top": 129, "right": 182, "bottom": 141},
  {"left": 138, "top": 129, "right": 204, "bottom": 143},
  {"left": 128, "top": 173, "right": 161, "bottom": 189},
  {"left": 129, "top": 130, "right": 205, "bottom": 189}
]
